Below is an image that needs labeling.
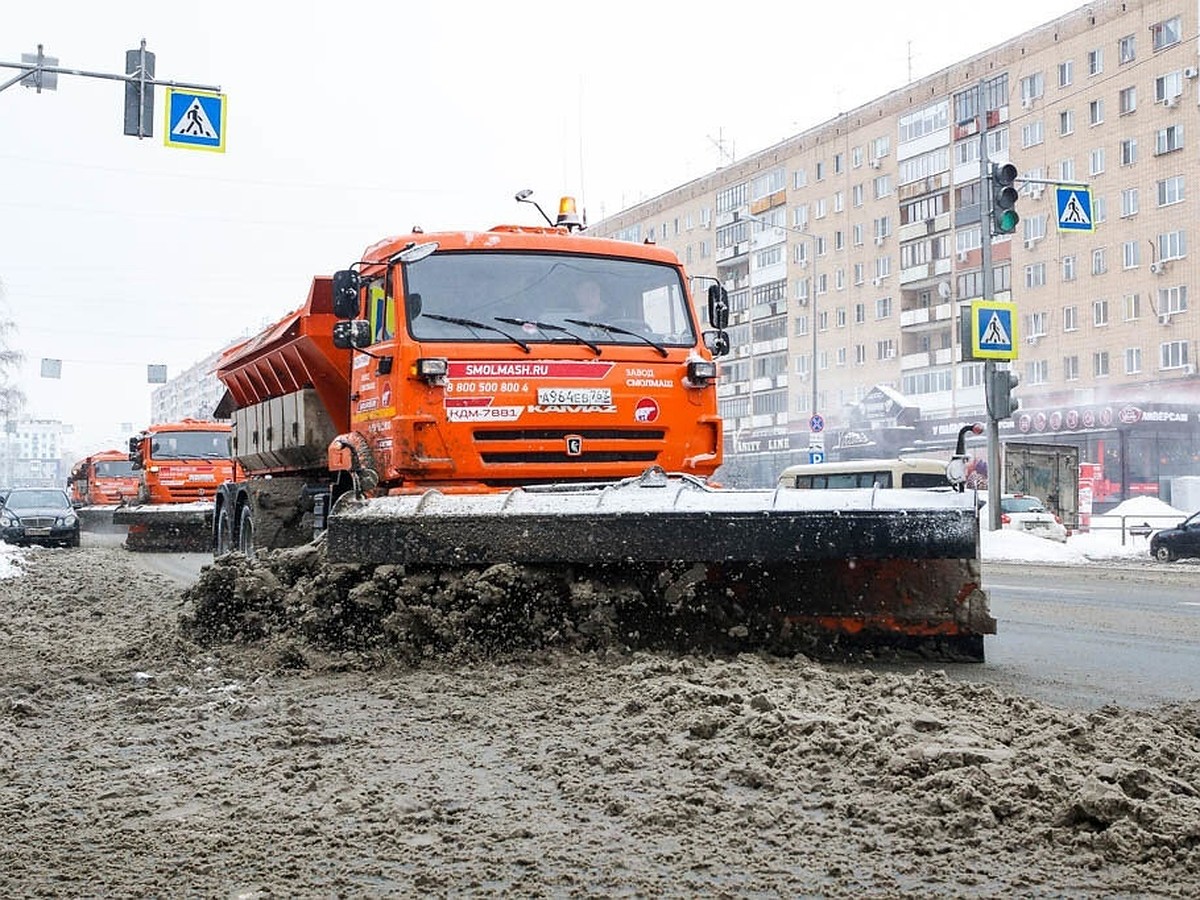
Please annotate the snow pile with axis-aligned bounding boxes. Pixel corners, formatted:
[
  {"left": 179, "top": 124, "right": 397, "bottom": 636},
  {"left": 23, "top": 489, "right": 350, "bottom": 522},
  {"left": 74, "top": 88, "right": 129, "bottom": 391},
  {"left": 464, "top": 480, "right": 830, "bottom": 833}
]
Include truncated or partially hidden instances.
[
  {"left": 981, "top": 524, "right": 1153, "bottom": 563},
  {"left": 1089, "top": 496, "right": 1189, "bottom": 540},
  {"left": 0, "top": 541, "right": 25, "bottom": 579}
]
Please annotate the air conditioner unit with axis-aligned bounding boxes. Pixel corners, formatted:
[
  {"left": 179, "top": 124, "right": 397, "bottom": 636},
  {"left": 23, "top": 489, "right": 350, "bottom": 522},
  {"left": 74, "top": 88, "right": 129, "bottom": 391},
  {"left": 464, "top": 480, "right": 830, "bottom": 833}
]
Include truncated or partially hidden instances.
[
  {"left": 1026, "top": 334, "right": 1040, "bottom": 344},
  {"left": 1185, "top": 66, "right": 1199, "bottom": 79},
  {"left": 885, "top": 348, "right": 896, "bottom": 359},
  {"left": 869, "top": 158, "right": 881, "bottom": 169},
  {"left": 872, "top": 277, "right": 883, "bottom": 287},
  {"left": 797, "top": 260, "right": 808, "bottom": 269},
  {"left": 1185, "top": 363, "right": 1196, "bottom": 375},
  {"left": 1149, "top": 261, "right": 1164, "bottom": 274},
  {"left": 1021, "top": 96, "right": 1033, "bottom": 109},
  {"left": 874, "top": 235, "right": 885, "bottom": 246},
  {"left": 1024, "top": 238, "right": 1038, "bottom": 249},
  {"left": 1159, "top": 313, "right": 1172, "bottom": 325},
  {"left": 957, "top": 250, "right": 968, "bottom": 262},
  {"left": 1030, "top": 185, "right": 1044, "bottom": 200},
  {"left": 1164, "top": 95, "right": 1179, "bottom": 108}
]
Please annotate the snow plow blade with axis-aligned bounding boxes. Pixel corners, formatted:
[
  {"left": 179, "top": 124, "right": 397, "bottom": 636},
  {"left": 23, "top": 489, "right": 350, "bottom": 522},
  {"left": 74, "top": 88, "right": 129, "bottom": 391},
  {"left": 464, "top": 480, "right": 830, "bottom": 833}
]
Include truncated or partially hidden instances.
[
  {"left": 111, "top": 502, "right": 215, "bottom": 552},
  {"left": 327, "top": 469, "right": 995, "bottom": 661},
  {"left": 76, "top": 505, "right": 125, "bottom": 534}
]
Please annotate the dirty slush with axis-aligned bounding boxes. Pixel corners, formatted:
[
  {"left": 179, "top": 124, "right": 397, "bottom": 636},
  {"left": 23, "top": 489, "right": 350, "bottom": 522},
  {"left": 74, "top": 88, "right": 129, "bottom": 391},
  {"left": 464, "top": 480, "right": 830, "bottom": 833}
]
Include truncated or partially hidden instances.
[{"left": 2, "top": 546, "right": 1199, "bottom": 897}]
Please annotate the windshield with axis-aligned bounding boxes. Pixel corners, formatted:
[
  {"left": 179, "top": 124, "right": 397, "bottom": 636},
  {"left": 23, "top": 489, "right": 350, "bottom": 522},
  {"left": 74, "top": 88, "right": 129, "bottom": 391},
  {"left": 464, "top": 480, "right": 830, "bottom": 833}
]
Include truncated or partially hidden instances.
[
  {"left": 95, "top": 460, "right": 136, "bottom": 478},
  {"left": 1001, "top": 496, "right": 1047, "bottom": 513},
  {"left": 6, "top": 490, "right": 70, "bottom": 511},
  {"left": 401, "top": 252, "right": 696, "bottom": 347},
  {"left": 149, "top": 430, "right": 231, "bottom": 460}
]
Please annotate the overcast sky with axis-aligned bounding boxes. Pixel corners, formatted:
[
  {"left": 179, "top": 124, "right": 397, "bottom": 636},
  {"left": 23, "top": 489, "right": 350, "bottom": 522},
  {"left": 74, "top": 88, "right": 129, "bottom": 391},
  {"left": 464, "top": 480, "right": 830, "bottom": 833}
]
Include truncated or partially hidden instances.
[{"left": 0, "top": 0, "right": 1085, "bottom": 456}]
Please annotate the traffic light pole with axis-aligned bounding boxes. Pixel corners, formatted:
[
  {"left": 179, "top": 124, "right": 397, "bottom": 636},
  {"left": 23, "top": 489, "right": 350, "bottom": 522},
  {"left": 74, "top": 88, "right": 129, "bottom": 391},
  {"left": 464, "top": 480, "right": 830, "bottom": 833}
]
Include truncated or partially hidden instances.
[{"left": 977, "top": 81, "right": 1003, "bottom": 532}]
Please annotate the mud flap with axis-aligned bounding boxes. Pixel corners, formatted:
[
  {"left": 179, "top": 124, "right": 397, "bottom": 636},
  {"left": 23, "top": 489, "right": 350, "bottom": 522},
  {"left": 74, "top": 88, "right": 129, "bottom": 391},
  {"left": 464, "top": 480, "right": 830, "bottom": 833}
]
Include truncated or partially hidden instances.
[{"left": 327, "top": 471, "right": 996, "bottom": 661}]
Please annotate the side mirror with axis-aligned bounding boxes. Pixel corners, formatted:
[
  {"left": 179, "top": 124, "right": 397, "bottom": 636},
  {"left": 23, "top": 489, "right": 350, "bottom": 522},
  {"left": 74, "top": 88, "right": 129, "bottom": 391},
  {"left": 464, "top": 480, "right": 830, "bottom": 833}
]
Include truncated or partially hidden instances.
[
  {"left": 333, "top": 319, "right": 372, "bottom": 350},
  {"left": 703, "top": 330, "right": 731, "bottom": 357},
  {"left": 331, "top": 269, "right": 361, "bottom": 319},
  {"left": 707, "top": 284, "right": 730, "bottom": 330}
]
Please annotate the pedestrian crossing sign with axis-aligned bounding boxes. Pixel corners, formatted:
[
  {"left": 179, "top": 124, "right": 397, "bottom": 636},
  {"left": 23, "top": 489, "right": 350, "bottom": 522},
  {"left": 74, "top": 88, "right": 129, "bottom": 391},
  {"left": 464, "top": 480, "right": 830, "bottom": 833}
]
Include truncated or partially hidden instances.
[
  {"left": 1056, "top": 186, "right": 1094, "bottom": 232},
  {"left": 164, "top": 89, "right": 226, "bottom": 152},
  {"left": 971, "top": 299, "right": 1018, "bottom": 360}
]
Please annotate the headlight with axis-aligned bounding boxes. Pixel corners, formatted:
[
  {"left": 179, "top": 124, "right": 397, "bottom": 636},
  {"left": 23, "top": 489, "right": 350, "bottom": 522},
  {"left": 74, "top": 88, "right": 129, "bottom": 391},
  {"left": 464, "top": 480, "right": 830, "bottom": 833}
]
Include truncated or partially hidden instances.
[
  {"left": 0, "top": 513, "right": 16, "bottom": 527},
  {"left": 57, "top": 514, "right": 79, "bottom": 527}
]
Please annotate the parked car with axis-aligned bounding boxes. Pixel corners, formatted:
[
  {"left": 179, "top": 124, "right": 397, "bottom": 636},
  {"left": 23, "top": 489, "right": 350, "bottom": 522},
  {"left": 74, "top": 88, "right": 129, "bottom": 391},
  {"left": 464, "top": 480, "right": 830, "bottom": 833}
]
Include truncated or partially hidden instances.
[
  {"left": 980, "top": 493, "right": 1069, "bottom": 543},
  {"left": 0, "top": 488, "right": 81, "bottom": 548},
  {"left": 1149, "top": 511, "right": 1200, "bottom": 562}
]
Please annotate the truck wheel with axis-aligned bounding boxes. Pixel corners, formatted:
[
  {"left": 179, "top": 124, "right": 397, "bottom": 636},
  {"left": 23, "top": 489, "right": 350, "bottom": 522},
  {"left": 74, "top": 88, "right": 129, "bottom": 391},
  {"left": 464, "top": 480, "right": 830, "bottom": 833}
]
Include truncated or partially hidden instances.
[
  {"left": 1154, "top": 545, "right": 1175, "bottom": 562},
  {"left": 215, "top": 505, "right": 235, "bottom": 556},
  {"left": 238, "top": 504, "right": 256, "bottom": 559}
]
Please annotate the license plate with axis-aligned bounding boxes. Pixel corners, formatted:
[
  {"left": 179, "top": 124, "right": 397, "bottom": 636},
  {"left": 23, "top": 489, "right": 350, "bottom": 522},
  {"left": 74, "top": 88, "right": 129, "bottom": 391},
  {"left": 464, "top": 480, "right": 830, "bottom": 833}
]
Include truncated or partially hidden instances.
[
  {"left": 26, "top": 527, "right": 51, "bottom": 536},
  {"left": 188, "top": 474, "right": 216, "bottom": 482},
  {"left": 537, "top": 387, "right": 612, "bottom": 406}
]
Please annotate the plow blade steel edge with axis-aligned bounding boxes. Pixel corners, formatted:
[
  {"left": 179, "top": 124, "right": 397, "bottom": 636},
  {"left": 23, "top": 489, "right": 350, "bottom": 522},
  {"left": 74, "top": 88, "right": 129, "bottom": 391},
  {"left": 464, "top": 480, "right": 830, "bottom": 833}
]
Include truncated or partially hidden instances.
[{"left": 327, "top": 478, "right": 995, "bottom": 656}]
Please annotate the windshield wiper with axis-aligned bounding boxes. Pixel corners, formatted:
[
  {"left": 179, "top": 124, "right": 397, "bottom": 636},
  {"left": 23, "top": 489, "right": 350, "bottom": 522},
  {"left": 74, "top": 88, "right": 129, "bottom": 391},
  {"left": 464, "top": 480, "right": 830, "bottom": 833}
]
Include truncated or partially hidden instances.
[
  {"left": 493, "top": 317, "right": 602, "bottom": 356},
  {"left": 563, "top": 318, "right": 668, "bottom": 357},
  {"left": 421, "top": 314, "right": 531, "bottom": 352}
]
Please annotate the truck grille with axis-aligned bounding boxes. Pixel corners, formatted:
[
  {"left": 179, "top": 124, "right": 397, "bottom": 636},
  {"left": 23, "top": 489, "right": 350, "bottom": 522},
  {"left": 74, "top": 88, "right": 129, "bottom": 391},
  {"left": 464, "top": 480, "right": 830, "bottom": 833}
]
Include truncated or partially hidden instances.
[
  {"left": 20, "top": 516, "right": 54, "bottom": 528},
  {"left": 475, "top": 428, "right": 665, "bottom": 465}
]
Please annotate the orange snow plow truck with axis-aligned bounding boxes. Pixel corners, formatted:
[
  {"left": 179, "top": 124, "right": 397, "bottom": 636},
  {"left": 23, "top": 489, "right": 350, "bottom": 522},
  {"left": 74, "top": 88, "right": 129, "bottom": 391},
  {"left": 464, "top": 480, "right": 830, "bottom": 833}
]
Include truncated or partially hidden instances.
[
  {"left": 66, "top": 449, "right": 140, "bottom": 531},
  {"left": 111, "top": 419, "right": 239, "bottom": 552},
  {"left": 210, "top": 195, "right": 995, "bottom": 660}
]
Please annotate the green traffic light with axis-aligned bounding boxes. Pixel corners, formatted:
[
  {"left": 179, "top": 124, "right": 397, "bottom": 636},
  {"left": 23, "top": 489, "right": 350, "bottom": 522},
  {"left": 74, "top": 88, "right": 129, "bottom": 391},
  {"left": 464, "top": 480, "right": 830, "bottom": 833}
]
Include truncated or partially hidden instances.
[{"left": 995, "top": 209, "right": 1019, "bottom": 234}]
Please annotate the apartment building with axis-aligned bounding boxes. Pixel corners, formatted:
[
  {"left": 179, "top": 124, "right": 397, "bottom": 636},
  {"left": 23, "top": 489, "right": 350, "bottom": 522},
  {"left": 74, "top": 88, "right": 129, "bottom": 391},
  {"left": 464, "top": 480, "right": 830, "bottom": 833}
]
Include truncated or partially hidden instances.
[
  {"left": 150, "top": 345, "right": 236, "bottom": 425},
  {"left": 592, "top": 0, "right": 1199, "bottom": 503}
]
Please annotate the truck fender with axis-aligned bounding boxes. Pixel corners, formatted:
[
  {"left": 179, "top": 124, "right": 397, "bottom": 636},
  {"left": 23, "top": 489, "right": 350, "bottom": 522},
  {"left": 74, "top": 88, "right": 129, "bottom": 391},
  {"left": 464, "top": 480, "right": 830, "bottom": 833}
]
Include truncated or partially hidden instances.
[{"left": 328, "top": 431, "right": 379, "bottom": 494}]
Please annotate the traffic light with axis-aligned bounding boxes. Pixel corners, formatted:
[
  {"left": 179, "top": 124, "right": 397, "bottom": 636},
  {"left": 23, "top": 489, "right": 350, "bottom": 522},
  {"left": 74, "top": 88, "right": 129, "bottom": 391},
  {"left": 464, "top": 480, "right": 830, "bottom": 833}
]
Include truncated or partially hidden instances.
[
  {"left": 986, "top": 367, "right": 1020, "bottom": 420},
  {"left": 990, "top": 163, "right": 1020, "bottom": 235}
]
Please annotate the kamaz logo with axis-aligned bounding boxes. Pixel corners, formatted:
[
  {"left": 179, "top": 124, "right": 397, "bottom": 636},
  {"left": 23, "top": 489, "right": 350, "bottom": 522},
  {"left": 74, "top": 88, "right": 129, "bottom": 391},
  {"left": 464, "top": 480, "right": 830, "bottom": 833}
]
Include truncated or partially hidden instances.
[{"left": 565, "top": 435, "right": 583, "bottom": 456}]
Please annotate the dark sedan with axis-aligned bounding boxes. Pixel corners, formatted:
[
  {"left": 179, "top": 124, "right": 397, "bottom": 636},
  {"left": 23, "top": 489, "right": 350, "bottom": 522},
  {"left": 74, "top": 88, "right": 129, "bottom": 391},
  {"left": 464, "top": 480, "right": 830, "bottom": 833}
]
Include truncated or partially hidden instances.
[
  {"left": 1150, "top": 510, "right": 1200, "bottom": 562},
  {"left": 0, "top": 488, "right": 81, "bottom": 548}
]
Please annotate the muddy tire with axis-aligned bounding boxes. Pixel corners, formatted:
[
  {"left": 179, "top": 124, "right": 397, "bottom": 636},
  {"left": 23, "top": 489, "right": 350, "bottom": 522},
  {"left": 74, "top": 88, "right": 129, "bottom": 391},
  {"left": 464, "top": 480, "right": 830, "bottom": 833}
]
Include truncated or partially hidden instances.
[
  {"left": 238, "top": 504, "right": 255, "bottom": 559},
  {"left": 215, "top": 504, "right": 235, "bottom": 556},
  {"left": 1154, "top": 545, "right": 1175, "bottom": 562}
]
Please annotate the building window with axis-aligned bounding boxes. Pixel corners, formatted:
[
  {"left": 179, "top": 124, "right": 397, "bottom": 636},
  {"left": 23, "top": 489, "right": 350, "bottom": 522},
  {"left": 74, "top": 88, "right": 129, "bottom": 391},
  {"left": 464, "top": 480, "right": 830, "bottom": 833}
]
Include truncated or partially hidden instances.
[
  {"left": 1120, "top": 188, "right": 1139, "bottom": 218},
  {"left": 1093, "top": 195, "right": 1107, "bottom": 223},
  {"left": 1022, "top": 120, "right": 1045, "bottom": 148},
  {"left": 1062, "top": 255, "right": 1076, "bottom": 282},
  {"left": 1089, "top": 147, "right": 1105, "bottom": 175},
  {"left": 876, "top": 339, "right": 896, "bottom": 360},
  {"left": 1059, "top": 109, "right": 1074, "bottom": 136},
  {"left": 1059, "top": 158, "right": 1076, "bottom": 182},
  {"left": 816, "top": 160, "right": 826, "bottom": 181},
  {"left": 1120, "top": 138, "right": 1137, "bottom": 166},
  {"left": 1027, "top": 359, "right": 1049, "bottom": 385},
  {"left": 1025, "top": 263, "right": 1046, "bottom": 288},
  {"left": 1023, "top": 214, "right": 1046, "bottom": 243},
  {"left": 1093, "top": 298, "right": 1109, "bottom": 326},
  {"left": 1158, "top": 284, "right": 1188, "bottom": 315},
  {"left": 853, "top": 262, "right": 864, "bottom": 285},
  {"left": 1122, "top": 241, "right": 1141, "bottom": 269},
  {"left": 851, "top": 146, "right": 863, "bottom": 168},
  {"left": 1058, "top": 60, "right": 1073, "bottom": 87},
  {"left": 834, "top": 153, "right": 844, "bottom": 175},
  {"left": 1155, "top": 72, "right": 1183, "bottom": 104},
  {"left": 1125, "top": 347, "right": 1142, "bottom": 374},
  {"left": 1155, "top": 125, "right": 1184, "bottom": 156},
  {"left": 1092, "top": 247, "right": 1107, "bottom": 276},
  {"left": 854, "top": 302, "right": 865, "bottom": 323},
  {"left": 1119, "top": 86, "right": 1136, "bottom": 115},
  {"left": 795, "top": 315, "right": 809, "bottom": 336},
  {"left": 852, "top": 224, "right": 864, "bottom": 246},
  {"left": 1158, "top": 175, "right": 1185, "bottom": 206},
  {"left": 1118, "top": 34, "right": 1136, "bottom": 64},
  {"left": 1087, "top": 48, "right": 1103, "bottom": 76},
  {"left": 1093, "top": 351, "right": 1110, "bottom": 378},
  {"left": 854, "top": 344, "right": 866, "bottom": 365},
  {"left": 1063, "top": 305, "right": 1078, "bottom": 331},
  {"left": 833, "top": 191, "right": 844, "bottom": 213},
  {"left": 1089, "top": 99, "right": 1104, "bottom": 125},
  {"left": 873, "top": 175, "right": 892, "bottom": 199},
  {"left": 1124, "top": 293, "right": 1142, "bottom": 320},
  {"left": 1160, "top": 340, "right": 1189, "bottom": 369},
  {"left": 852, "top": 184, "right": 864, "bottom": 207},
  {"left": 875, "top": 296, "right": 893, "bottom": 319},
  {"left": 1020, "top": 72, "right": 1044, "bottom": 103},
  {"left": 1029, "top": 311, "right": 1048, "bottom": 336},
  {"left": 814, "top": 198, "right": 827, "bottom": 219},
  {"left": 1158, "top": 230, "right": 1187, "bottom": 261},
  {"left": 1064, "top": 355, "right": 1080, "bottom": 381},
  {"left": 793, "top": 205, "right": 809, "bottom": 230},
  {"left": 793, "top": 169, "right": 808, "bottom": 189},
  {"left": 1152, "top": 16, "right": 1182, "bottom": 51}
]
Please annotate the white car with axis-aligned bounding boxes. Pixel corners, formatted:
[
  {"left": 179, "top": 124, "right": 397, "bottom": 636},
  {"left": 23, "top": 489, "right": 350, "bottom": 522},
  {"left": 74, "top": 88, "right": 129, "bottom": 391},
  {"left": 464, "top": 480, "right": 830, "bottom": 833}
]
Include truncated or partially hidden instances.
[{"left": 984, "top": 493, "right": 1069, "bottom": 543}]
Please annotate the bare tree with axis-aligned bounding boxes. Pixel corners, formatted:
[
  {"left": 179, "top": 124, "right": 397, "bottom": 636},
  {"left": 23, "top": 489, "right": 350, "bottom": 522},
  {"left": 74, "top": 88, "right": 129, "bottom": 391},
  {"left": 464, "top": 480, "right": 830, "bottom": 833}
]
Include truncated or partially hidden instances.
[{"left": 0, "top": 280, "right": 26, "bottom": 431}]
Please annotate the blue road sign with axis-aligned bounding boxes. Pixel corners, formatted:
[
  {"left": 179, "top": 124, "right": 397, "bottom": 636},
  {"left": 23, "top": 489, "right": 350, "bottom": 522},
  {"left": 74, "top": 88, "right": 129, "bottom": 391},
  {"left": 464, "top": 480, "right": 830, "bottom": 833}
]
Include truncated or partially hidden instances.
[
  {"left": 808, "top": 450, "right": 825, "bottom": 464},
  {"left": 971, "top": 300, "right": 1018, "bottom": 360},
  {"left": 809, "top": 414, "right": 825, "bottom": 433},
  {"left": 1056, "top": 186, "right": 1094, "bottom": 232},
  {"left": 165, "top": 89, "right": 226, "bottom": 152}
]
